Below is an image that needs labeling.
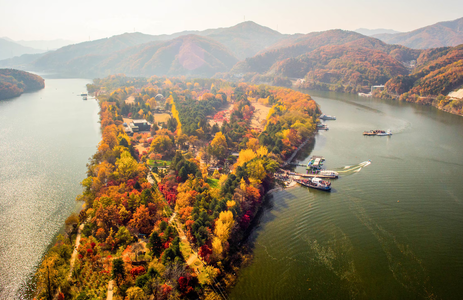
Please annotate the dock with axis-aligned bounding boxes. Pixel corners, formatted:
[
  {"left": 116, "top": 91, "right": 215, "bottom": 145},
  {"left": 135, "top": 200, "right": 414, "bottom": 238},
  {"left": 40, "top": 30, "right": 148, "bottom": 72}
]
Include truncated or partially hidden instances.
[{"left": 277, "top": 169, "right": 338, "bottom": 179}]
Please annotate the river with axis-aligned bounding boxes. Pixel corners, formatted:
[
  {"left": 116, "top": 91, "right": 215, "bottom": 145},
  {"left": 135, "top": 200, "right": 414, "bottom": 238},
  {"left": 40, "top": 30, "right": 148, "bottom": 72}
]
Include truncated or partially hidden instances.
[
  {"left": 0, "top": 78, "right": 100, "bottom": 299},
  {"left": 230, "top": 91, "right": 463, "bottom": 299}
]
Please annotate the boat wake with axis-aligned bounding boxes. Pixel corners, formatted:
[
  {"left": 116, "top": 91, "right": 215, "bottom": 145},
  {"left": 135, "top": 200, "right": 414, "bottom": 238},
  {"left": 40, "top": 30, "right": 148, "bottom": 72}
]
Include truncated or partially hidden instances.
[{"left": 336, "top": 161, "right": 371, "bottom": 175}]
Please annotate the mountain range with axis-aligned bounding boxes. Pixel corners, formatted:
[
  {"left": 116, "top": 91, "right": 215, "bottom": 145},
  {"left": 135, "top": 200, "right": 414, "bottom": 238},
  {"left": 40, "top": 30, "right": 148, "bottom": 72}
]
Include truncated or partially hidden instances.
[{"left": 0, "top": 18, "right": 462, "bottom": 89}]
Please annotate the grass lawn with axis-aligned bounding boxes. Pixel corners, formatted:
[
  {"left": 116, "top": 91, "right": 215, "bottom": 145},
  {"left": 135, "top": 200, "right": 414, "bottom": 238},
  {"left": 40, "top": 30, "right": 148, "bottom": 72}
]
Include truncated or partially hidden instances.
[
  {"left": 206, "top": 178, "right": 219, "bottom": 188},
  {"left": 148, "top": 159, "right": 171, "bottom": 167}
]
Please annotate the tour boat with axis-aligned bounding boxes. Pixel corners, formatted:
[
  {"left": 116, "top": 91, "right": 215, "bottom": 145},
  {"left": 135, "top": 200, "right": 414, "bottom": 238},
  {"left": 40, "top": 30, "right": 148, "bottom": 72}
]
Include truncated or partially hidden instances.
[
  {"left": 295, "top": 177, "right": 331, "bottom": 191},
  {"left": 320, "top": 114, "right": 336, "bottom": 120}
]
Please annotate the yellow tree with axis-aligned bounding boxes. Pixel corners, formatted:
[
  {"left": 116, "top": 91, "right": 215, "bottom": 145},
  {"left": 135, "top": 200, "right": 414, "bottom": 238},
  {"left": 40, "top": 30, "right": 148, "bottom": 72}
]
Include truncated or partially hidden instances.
[
  {"left": 235, "top": 149, "right": 257, "bottom": 168},
  {"left": 246, "top": 138, "right": 260, "bottom": 152},
  {"left": 115, "top": 151, "right": 138, "bottom": 180},
  {"left": 126, "top": 286, "right": 145, "bottom": 300},
  {"left": 212, "top": 211, "right": 234, "bottom": 258},
  {"left": 209, "top": 131, "right": 228, "bottom": 161}
]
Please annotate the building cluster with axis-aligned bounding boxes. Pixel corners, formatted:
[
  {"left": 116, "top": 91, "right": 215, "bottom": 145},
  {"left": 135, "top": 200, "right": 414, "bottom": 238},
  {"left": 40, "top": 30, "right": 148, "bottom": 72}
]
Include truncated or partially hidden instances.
[{"left": 123, "top": 119, "right": 151, "bottom": 136}]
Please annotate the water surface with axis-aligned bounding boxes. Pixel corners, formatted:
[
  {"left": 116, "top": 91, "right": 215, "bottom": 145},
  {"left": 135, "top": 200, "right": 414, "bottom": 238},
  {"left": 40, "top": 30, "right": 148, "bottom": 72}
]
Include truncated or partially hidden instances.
[
  {"left": 0, "top": 78, "right": 100, "bottom": 299},
  {"left": 230, "top": 91, "right": 463, "bottom": 299}
]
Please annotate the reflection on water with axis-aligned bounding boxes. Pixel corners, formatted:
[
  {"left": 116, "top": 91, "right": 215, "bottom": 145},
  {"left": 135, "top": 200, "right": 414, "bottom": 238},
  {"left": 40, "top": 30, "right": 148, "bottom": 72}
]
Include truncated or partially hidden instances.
[
  {"left": 230, "top": 91, "right": 463, "bottom": 299},
  {"left": 0, "top": 79, "right": 99, "bottom": 299}
]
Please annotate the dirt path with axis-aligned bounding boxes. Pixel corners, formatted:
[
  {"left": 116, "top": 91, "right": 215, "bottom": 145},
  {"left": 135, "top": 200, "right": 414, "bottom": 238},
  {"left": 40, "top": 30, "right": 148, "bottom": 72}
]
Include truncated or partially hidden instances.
[
  {"left": 106, "top": 280, "right": 114, "bottom": 300},
  {"left": 251, "top": 102, "right": 271, "bottom": 130},
  {"left": 68, "top": 222, "right": 85, "bottom": 279}
]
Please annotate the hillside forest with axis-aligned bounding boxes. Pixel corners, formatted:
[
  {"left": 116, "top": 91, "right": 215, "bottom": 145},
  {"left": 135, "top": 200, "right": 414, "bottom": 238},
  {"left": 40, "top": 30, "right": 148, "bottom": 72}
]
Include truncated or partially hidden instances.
[{"left": 0, "top": 69, "right": 44, "bottom": 100}]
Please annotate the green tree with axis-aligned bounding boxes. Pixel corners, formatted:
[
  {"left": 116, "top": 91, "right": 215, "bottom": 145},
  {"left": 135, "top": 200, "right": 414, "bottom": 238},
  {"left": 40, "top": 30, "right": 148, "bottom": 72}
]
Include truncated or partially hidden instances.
[{"left": 112, "top": 258, "right": 125, "bottom": 287}]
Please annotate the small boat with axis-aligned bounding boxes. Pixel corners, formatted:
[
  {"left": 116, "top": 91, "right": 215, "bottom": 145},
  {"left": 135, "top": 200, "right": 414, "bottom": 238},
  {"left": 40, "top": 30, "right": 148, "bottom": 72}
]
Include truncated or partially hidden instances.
[
  {"left": 320, "top": 114, "right": 336, "bottom": 120},
  {"left": 295, "top": 177, "right": 331, "bottom": 191},
  {"left": 363, "top": 129, "right": 391, "bottom": 136},
  {"left": 376, "top": 130, "right": 392, "bottom": 136},
  {"left": 317, "top": 124, "right": 329, "bottom": 130},
  {"left": 83, "top": 96, "right": 87, "bottom": 100},
  {"left": 318, "top": 170, "right": 339, "bottom": 178}
]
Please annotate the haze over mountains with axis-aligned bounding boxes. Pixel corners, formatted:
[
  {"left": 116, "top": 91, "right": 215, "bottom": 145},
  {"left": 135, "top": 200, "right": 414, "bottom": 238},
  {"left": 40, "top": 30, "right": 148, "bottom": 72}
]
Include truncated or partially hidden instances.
[
  {"left": 0, "top": 38, "right": 44, "bottom": 60},
  {"left": 374, "top": 17, "right": 463, "bottom": 49},
  {"left": 354, "top": 28, "right": 401, "bottom": 36},
  {"left": 1, "top": 18, "right": 462, "bottom": 83}
]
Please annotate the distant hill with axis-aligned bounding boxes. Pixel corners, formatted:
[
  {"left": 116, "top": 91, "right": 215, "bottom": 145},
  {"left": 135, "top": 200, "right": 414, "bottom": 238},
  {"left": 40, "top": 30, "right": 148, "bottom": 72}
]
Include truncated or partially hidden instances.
[
  {"left": 205, "top": 21, "right": 285, "bottom": 59},
  {"left": 114, "top": 35, "right": 239, "bottom": 77},
  {"left": 230, "top": 30, "right": 419, "bottom": 77},
  {"left": 32, "top": 32, "right": 160, "bottom": 71},
  {"left": 0, "top": 69, "right": 45, "bottom": 100},
  {"left": 42, "top": 35, "right": 239, "bottom": 78},
  {"left": 354, "top": 28, "right": 401, "bottom": 36},
  {"left": 271, "top": 45, "right": 408, "bottom": 86},
  {"left": 0, "top": 39, "right": 44, "bottom": 60},
  {"left": 15, "top": 39, "right": 75, "bottom": 50},
  {"left": 373, "top": 17, "right": 463, "bottom": 49},
  {"left": 0, "top": 21, "right": 284, "bottom": 77}
]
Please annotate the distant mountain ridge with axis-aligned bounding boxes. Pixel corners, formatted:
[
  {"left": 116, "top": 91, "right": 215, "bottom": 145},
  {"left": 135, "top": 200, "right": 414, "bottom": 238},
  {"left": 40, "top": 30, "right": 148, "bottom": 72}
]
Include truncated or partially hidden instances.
[
  {"left": 0, "top": 21, "right": 286, "bottom": 78},
  {"left": 0, "top": 38, "right": 44, "bottom": 60},
  {"left": 373, "top": 17, "right": 463, "bottom": 49},
  {"left": 33, "top": 35, "right": 239, "bottom": 78},
  {"left": 1, "top": 17, "right": 462, "bottom": 82},
  {"left": 354, "top": 28, "right": 401, "bottom": 36},
  {"left": 15, "top": 39, "right": 75, "bottom": 50}
]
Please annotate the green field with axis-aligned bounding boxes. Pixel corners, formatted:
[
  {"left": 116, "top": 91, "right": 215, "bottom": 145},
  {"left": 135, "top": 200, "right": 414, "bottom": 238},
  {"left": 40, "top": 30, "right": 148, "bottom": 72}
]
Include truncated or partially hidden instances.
[
  {"left": 147, "top": 160, "right": 171, "bottom": 167},
  {"left": 206, "top": 178, "right": 219, "bottom": 188}
]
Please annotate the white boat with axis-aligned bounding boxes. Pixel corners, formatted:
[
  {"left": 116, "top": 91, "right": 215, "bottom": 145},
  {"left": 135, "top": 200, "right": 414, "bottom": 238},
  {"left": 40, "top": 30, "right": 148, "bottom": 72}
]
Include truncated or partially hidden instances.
[
  {"left": 320, "top": 114, "right": 336, "bottom": 120},
  {"left": 319, "top": 170, "right": 339, "bottom": 178},
  {"left": 376, "top": 130, "right": 392, "bottom": 136}
]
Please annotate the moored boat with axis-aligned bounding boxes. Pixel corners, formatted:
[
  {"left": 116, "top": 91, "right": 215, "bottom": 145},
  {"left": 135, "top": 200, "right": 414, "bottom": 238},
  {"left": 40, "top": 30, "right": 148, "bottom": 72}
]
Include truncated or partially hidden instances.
[
  {"left": 320, "top": 114, "right": 336, "bottom": 120},
  {"left": 295, "top": 177, "right": 331, "bottom": 191},
  {"left": 317, "top": 124, "right": 329, "bottom": 130}
]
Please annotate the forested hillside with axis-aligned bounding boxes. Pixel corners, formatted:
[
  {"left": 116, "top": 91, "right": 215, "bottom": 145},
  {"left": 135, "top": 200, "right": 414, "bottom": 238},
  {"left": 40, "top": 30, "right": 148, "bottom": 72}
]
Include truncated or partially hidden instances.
[
  {"left": 274, "top": 45, "right": 409, "bottom": 93},
  {"left": 374, "top": 45, "right": 463, "bottom": 114},
  {"left": 0, "top": 69, "right": 44, "bottom": 100}
]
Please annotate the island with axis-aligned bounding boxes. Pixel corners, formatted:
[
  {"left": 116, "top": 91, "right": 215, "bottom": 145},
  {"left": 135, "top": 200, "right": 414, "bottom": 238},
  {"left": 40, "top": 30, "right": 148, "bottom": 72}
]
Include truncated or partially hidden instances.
[
  {"left": 34, "top": 75, "right": 321, "bottom": 300},
  {"left": 0, "top": 69, "right": 45, "bottom": 100}
]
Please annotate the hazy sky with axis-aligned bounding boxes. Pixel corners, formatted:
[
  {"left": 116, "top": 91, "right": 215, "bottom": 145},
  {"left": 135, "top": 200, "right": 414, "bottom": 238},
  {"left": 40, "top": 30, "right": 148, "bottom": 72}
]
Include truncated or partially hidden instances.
[{"left": 1, "top": 0, "right": 462, "bottom": 42}]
